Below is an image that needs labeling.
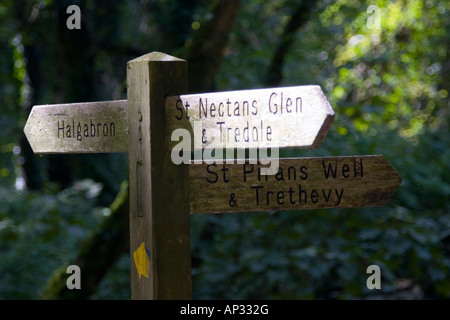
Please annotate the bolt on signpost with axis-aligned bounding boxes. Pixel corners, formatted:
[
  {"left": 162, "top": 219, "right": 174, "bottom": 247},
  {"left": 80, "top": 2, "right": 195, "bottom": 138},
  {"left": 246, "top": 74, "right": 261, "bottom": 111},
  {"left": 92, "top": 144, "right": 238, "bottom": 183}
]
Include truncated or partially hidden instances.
[{"left": 24, "top": 52, "right": 402, "bottom": 299}]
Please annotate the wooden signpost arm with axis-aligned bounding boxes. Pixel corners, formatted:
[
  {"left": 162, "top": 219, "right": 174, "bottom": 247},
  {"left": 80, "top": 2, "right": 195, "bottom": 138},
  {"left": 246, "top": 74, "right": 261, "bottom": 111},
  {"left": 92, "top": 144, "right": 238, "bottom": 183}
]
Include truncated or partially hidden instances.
[{"left": 127, "top": 52, "right": 191, "bottom": 299}]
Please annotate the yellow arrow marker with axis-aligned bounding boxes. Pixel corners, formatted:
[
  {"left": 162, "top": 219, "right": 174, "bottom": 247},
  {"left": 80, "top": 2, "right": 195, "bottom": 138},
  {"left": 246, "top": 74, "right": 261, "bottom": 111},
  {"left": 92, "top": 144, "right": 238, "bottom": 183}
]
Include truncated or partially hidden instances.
[{"left": 133, "top": 242, "right": 150, "bottom": 278}]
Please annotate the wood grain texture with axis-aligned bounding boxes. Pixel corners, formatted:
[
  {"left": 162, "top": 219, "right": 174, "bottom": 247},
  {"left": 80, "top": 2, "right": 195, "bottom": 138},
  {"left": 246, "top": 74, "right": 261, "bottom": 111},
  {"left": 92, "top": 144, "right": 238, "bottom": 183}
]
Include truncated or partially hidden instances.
[
  {"left": 23, "top": 100, "right": 128, "bottom": 154},
  {"left": 24, "top": 85, "right": 334, "bottom": 155},
  {"left": 127, "top": 52, "right": 191, "bottom": 299},
  {"left": 165, "top": 85, "right": 334, "bottom": 150},
  {"left": 189, "top": 155, "right": 402, "bottom": 214}
]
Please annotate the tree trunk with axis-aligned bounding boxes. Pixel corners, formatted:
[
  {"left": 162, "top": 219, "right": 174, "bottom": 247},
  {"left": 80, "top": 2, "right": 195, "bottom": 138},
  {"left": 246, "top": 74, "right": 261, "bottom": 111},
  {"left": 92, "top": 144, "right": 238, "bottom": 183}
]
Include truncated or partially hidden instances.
[
  {"left": 41, "top": 181, "right": 129, "bottom": 299},
  {"left": 185, "top": 0, "right": 240, "bottom": 93},
  {"left": 265, "top": 0, "right": 317, "bottom": 86}
]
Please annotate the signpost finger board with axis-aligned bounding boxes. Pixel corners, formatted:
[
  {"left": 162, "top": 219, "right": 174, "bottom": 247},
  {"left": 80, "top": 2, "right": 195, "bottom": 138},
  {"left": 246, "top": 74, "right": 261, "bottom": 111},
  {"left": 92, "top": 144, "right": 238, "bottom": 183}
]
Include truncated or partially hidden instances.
[
  {"left": 165, "top": 85, "right": 335, "bottom": 150},
  {"left": 189, "top": 155, "right": 402, "bottom": 214}
]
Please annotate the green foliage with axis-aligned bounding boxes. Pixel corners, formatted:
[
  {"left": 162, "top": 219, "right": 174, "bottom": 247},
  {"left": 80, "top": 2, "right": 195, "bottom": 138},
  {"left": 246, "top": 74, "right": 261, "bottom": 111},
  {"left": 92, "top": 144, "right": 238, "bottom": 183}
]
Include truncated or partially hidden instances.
[
  {"left": 192, "top": 0, "right": 450, "bottom": 299},
  {"left": 192, "top": 123, "right": 450, "bottom": 299},
  {"left": 0, "top": 179, "right": 107, "bottom": 299}
]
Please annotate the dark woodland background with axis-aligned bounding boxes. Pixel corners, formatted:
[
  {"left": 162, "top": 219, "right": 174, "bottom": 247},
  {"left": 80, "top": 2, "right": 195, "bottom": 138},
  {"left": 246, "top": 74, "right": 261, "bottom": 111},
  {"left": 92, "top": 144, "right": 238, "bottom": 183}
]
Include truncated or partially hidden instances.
[{"left": 0, "top": 0, "right": 449, "bottom": 299}]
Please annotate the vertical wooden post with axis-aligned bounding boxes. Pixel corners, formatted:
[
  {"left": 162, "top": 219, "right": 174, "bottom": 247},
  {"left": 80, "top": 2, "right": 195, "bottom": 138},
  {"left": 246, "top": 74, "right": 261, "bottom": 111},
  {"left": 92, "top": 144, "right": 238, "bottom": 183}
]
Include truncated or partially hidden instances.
[{"left": 127, "top": 52, "right": 191, "bottom": 299}]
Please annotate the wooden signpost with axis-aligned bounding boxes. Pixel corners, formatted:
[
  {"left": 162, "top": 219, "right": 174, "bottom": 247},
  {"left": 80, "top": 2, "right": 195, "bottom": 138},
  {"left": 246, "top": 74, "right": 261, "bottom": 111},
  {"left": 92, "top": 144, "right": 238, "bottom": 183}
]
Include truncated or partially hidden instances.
[{"left": 23, "top": 51, "right": 402, "bottom": 300}]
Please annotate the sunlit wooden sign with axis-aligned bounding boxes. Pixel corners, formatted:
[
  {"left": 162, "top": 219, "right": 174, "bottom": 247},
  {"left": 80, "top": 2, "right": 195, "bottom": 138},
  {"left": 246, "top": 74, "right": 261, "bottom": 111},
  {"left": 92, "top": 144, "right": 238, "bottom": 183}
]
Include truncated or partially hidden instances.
[
  {"left": 24, "top": 85, "right": 335, "bottom": 154},
  {"left": 23, "top": 100, "right": 128, "bottom": 154},
  {"left": 166, "top": 85, "right": 335, "bottom": 150}
]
